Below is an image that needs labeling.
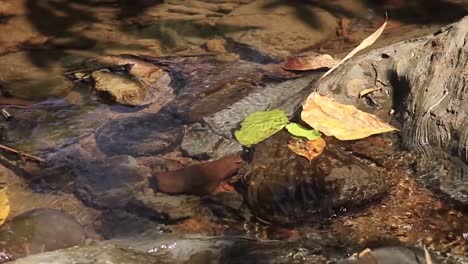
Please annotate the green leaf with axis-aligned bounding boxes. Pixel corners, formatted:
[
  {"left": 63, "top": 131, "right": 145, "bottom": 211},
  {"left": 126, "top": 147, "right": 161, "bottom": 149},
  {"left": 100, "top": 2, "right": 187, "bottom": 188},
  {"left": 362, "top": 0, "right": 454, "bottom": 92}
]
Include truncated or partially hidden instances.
[
  {"left": 235, "top": 109, "right": 289, "bottom": 146},
  {"left": 285, "top": 123, "right": 321, "bottom": 140}
]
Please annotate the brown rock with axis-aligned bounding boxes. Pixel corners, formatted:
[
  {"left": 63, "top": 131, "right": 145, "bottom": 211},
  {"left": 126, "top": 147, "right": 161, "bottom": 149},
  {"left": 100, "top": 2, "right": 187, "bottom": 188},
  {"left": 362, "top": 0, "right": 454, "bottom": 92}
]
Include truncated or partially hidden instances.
[
  {"left": 244, "top": 131, "right": 388, "bottom": 224},
  {"left": 154, "top": 155, "right": 244, "bottom": 195}
]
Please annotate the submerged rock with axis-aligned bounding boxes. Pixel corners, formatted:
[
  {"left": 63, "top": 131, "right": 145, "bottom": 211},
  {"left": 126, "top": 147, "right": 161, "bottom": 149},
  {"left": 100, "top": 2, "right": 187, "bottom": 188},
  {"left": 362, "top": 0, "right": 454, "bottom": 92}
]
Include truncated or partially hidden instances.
[
  {"left": 0, "top": 51, "right": 72, "bottom": 100},
  {"left": 133, "top": 193, "right": 214, "bottom": 222},
  {"left": 9, "top": 233, "right": 344, "bottom": 264},
  {"left": 217, "top": 0, "right": 337, "bottom": 57},
  {"left": 181, "top": 122, "right": 243, "bottom": 160},
  {"left": 74, "top": 155, "right": 150, "bottom": 208},
  {"left": 95, "top": 113, "right": 183, "bottom": 157},
  {"left": 0, "top": 208, "right": 85, "bottom": 262},
  {"left": 244, "top": 131, "right": 388, "bottom": 224}
]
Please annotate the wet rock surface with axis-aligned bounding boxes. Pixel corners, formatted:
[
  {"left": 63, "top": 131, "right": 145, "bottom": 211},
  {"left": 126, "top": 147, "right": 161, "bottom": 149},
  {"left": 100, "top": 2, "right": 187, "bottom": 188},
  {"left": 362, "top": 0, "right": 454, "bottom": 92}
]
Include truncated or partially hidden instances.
[
  {"left": 0, "top": 208, "right": 85, "bottom": 262},
  {"left": 8, "top": 232, "right": 344, "bottom": 264},
  {"left": 181, "top": 74, "right": 317, "bottom": 159},
  {"left": 245, "top": 131, "right": 388, "bottom": 224}
]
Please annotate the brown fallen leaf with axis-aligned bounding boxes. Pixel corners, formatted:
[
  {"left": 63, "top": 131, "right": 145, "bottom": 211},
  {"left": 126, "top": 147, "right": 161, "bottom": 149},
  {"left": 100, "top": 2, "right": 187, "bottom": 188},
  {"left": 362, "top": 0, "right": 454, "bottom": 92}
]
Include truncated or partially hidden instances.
[
  {"left": 282, "top": 54, "right": 338, "bottom": 71},
  {"left": 288, "top": 137, "right": 326, "bottom": 162},
  {"left": 154, "top": 155, "right": 245, "bottom": 196},
  {"left": 301, "top": 93, "right": 397, "bottom": 140}
]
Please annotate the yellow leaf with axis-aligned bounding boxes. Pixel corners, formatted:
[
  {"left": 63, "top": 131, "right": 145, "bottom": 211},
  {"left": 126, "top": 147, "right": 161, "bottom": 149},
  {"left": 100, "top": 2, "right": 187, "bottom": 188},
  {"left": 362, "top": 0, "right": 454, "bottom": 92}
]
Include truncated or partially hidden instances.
[
  {"left": 0, "top": 187, "right": 10, "bottom": 226},
  {"left": 288, "top": 137, "right": 326, "bottom": 162},
  {"left": 359, "top": 87, "right": 381, "bottom": 98},
  {"left": 301, "top": 93, "right": 397, "bottom": 140}
]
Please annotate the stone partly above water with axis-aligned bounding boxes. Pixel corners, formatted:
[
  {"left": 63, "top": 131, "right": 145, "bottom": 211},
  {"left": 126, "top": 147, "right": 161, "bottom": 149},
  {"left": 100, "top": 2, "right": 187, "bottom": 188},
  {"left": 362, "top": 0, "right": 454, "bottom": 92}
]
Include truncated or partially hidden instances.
[
  {"left": 0, "top": 208, "right": 85, "bottom": 262},
  {"left": 84, "top": 55, "right": 174, "bottom": 107},
  {"left": 244, "top": 131, "right": 388, "bottom": 225}
]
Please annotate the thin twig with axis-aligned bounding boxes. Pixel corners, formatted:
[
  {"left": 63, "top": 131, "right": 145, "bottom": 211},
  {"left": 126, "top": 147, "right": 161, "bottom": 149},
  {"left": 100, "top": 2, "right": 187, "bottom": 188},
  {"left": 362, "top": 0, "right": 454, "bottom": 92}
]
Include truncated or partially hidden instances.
[{"left": 0, "top": 143, "right": 46, "bottom": 163}]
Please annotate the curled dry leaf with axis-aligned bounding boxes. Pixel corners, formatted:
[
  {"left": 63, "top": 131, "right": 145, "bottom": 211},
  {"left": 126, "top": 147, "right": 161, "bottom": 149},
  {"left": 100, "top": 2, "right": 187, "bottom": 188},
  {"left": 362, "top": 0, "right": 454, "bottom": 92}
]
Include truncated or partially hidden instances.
[
  {"left": 301, "top": 93, "right": 397, "bottom": 140},
  {"left": 288, "top": 137, "right": 326, "bottom": 162},
  {"left": 282, "top": 54, "right": 338, "bottom": 71},
  {"left": 359, "top": 87, "right": 381, "bottom": 98},
  {"left": 0, "top": 187, "right": 10, "bottom": 226}
]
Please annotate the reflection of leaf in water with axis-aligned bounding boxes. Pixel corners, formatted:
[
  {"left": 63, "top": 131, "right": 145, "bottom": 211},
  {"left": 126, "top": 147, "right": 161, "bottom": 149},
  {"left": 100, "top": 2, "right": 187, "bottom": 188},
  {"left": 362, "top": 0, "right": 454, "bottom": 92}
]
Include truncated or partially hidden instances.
[
  {"left": 285, "top": 122, "right": 320, "bottom": 140},
  {"left": 0, "top": 187, "right": 10, "bottom": 226},
  {"left": 288, "top": 137, "right": 326, "bottom": 162},
  {"left": 301, "top": 93, "right": 397, "bottom": 140},
  {"left": 235, "top": 109, "right": 289, "bottom": 146}
]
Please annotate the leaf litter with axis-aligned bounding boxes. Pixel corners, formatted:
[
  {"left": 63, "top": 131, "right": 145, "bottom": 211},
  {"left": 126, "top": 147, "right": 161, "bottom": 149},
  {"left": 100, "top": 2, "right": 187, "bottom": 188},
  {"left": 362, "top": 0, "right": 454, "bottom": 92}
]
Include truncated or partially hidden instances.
[{"left": 236, "top": 16, "right": 391, "bottom": 161}]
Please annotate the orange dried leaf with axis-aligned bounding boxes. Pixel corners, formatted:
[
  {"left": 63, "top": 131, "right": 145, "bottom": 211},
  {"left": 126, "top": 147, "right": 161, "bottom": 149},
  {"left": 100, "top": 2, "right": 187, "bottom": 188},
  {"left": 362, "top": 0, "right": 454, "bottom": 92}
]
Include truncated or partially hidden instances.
[
  {"left": 301, "top": 93, "right": 397, "bottom": 140},
  {"left": 288, "top": 137, "right": 326, "bottom": 162},
  {"left": 282, "top": 54, "right": 338, "bottom": 71}
]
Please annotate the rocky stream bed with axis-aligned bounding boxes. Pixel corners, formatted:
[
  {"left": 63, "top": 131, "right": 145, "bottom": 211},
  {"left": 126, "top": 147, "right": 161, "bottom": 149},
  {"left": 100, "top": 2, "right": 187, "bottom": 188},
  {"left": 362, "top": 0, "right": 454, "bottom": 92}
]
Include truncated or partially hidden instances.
[{"left": 0, "top": 0, "right": 468, "bottom": 263}]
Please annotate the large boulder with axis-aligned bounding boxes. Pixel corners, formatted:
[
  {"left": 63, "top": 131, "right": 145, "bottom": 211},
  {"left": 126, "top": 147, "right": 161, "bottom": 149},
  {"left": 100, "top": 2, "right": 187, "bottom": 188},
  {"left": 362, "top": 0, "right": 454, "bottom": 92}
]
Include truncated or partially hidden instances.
[
  {"left": 244, "top": 131, "right": 388, "bottom": 224},
  {"left": 304, "top": 16, "right": 468, "bottom": 205}
]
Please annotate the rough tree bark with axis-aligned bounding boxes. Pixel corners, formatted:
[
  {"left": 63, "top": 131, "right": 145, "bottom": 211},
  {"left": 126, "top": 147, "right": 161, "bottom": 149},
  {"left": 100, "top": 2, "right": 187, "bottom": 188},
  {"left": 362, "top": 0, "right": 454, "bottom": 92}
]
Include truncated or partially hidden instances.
[{"left": 305, "top": 16, "right": 468, "bottom": 204}]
